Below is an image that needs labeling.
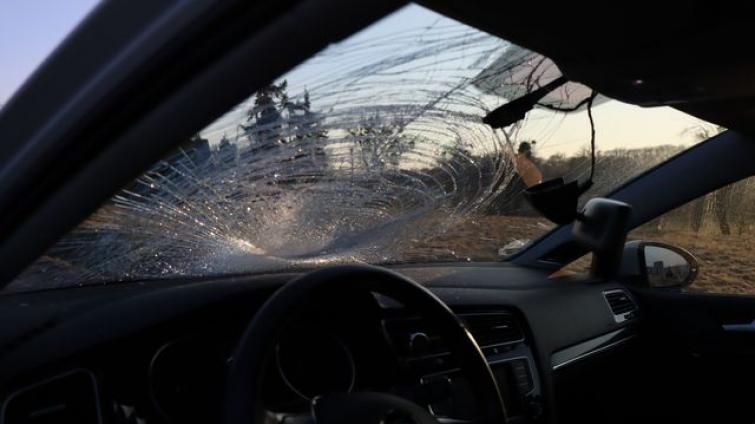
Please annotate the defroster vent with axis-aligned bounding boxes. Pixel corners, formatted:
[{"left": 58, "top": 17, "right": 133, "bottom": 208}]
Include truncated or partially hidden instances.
[{"left": 603, "top": 289, "right": 637, "bottom": 323}]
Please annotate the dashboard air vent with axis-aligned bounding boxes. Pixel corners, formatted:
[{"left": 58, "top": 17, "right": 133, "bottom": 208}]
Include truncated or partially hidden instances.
[
  {"left": 603, "top": 289, "right": 637, "bottom": 323},
  {"left": 461, "top": 313, "right": 524, "bottom": 348},
  {"left": 2, "top": 369, "right": 101, "bottom": 424},
  {"left": 383, "top": 311, "right": 524, "bottom": 359}
]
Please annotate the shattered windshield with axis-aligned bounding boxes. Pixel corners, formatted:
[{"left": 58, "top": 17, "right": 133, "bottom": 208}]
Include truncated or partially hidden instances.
[{"left": 8, "top": 4, "right": 714, "bottom": 291}]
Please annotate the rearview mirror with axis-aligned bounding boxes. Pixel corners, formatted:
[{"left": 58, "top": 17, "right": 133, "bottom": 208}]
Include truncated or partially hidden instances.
[{"left": 620, "top": 241, "right": 698, "bottom": 288}]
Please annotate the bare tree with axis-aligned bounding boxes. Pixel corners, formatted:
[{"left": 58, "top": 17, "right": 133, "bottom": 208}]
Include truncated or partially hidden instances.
[
  {"left": 685, "top": 124, "right": 728, "bottom": 233},
  {"left": 347, "top": 114, "right": 415, "bottom": 170}
]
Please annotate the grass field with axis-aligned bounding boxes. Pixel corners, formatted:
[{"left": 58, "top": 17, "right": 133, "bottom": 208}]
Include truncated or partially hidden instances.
[
  {"left": 410, "top": 214, "right": 755, "bottom": 296},
  {"left": 12, "top": 207, "right": 754, "bottom": 296},
  {"left": 631, "top": 225, "right": 755, "bottom": 295},
  {"left": 404, "top": 215, "right": 555, "bottom": 262}
]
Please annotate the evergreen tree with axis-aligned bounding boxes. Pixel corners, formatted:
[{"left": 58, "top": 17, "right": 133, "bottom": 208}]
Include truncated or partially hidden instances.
[
  {"left": 242, "top": 82, "right": 328, "bottom": 165},
  {"left": 243, "top": 81, "right": 288, "bottom": 145}
]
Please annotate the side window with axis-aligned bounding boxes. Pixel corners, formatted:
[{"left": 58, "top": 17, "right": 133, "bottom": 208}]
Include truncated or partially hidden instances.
[{"left": 629, "top": 176, "right": 755, "bottom": 295}]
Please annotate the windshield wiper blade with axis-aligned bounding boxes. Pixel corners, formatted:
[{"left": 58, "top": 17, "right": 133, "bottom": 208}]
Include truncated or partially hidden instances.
[{"left": 482, "top": 76, "right": 567, "bottom": 128}]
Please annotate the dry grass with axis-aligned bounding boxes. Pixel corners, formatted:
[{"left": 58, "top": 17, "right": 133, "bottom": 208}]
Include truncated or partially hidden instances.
[
  {"left": 632, "top": 226, "right": 755, "bottom": 295},
  {"left": 404, "top": 215, "right": 555, "bottom": 261},
  {"left": 411, "top": 214, "right": 755, "bottom": 295},
  {"left": 17, "top": 210, "right": 753, "bottom": 296}
]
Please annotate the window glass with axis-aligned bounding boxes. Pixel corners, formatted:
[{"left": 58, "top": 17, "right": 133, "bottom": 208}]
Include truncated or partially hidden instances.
[
  {"left": 630, "top": 176, "right": 755, "bottom": 294},
  {"left": 7, "top": 4, "right": 714, "bottom": 292}
]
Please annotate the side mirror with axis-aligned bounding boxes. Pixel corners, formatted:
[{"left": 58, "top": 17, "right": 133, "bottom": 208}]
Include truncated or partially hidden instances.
[{"left": 620, "top": 241, "right": 698, "bottom": 288}]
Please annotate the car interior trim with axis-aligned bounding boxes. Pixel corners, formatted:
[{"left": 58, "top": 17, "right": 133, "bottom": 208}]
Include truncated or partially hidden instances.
[{"left": 551, "top": 327, "right": 636, "bottom": 371}]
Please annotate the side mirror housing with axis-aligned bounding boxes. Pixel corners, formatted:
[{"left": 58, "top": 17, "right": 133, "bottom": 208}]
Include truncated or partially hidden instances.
[
  {"left": 620, "top": 240, "right": 698, "bottom": 288},
  {"left": 572, "top": 198, "right": 632, "bottom": 279}
]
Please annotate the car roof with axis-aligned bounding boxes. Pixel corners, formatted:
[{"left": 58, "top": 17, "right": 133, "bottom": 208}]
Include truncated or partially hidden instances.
[{"left": 423, "top": 1, "right": 755, "bottom": 134}]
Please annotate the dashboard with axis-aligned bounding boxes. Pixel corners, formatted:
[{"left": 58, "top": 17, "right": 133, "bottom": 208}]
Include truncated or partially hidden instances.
[{"left": 0, "top": 264, "right": 640, "bottom": 423}]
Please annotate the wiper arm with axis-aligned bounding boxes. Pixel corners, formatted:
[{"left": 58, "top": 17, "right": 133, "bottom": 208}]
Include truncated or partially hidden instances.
[{"left": 482, "top": 76, "right": 567, "bottom": 128}]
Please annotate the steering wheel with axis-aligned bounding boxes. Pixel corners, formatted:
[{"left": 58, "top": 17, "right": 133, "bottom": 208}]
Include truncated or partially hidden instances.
[{"left": 223, "top": 264, "right": 508, "bottom": 424}]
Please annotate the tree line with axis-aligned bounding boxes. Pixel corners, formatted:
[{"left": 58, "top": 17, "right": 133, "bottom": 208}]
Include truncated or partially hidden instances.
[{"left": 154, "top": 82, "right": 750, "bottom": 237}]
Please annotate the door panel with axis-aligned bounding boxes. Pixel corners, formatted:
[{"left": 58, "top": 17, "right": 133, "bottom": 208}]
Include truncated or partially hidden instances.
[{"left": 632, "top": 288, "right": 755, "bottom": 423}]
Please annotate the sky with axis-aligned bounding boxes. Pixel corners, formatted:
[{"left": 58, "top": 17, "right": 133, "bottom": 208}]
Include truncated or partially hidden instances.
[
  {"left": 0, "top": 0, "right": 100, "bottom": 106},
  {"left": 1, "top": 1, "right": 710, "bottom": 158},
  {"left": 0, "top": 2, "right": 433, "bottom": 107},
  {"left": 519, "top": 100, "right": 708, "bottom": 157},
  {"left": 340, "top": 5, "right": 711, "bottom": 156},
  {"left": 201, "top": 3, "right": 711, "bottom": 158}
]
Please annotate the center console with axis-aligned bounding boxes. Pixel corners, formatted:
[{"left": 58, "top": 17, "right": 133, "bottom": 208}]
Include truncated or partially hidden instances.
[{"left": 383, "top": 310, "right": 544, "bottom": 423}]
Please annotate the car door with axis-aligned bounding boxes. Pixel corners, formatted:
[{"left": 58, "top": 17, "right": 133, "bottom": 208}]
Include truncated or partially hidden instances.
[{"left": 628, "top": 176, "right": 755, "bottom": 422}]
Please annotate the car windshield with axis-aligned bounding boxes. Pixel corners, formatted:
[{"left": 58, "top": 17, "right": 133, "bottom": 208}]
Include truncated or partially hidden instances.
[{"left": 7, "top": 4, "right": 714, "bottom": 292}]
